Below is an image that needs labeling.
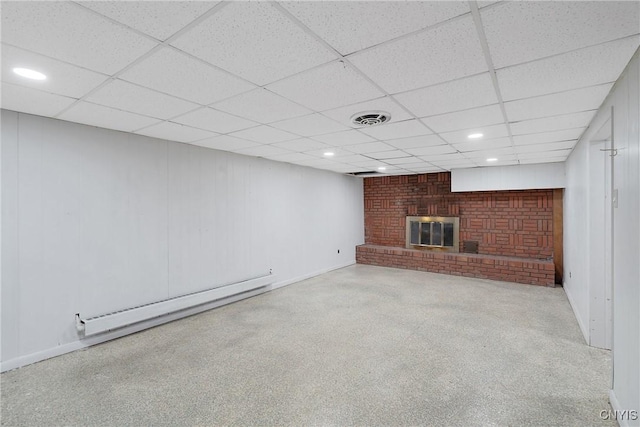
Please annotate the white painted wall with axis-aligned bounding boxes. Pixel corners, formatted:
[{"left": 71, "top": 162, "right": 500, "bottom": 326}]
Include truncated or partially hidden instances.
[
  {"left": 565, "top": 50, "right": 640, "bottom": 425},
  {"left": 1, "top": 111, "right": 364, "bottom": 371},
  {"left": 450, "top": 162, "right": 565, "bottom": 192},
  {"left": 564, "top": 135, "right": 591, "bottom": 342}
]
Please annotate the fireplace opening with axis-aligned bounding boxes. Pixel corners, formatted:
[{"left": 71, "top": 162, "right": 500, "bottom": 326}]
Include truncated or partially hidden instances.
[{"left": 406, "top": 216, "right": 460, "bottom": 253}]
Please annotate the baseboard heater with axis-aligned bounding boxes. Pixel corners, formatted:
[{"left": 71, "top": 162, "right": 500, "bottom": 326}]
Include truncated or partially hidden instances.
[{"left": 76, "top": 273, "right": 275, "bottom": 337}]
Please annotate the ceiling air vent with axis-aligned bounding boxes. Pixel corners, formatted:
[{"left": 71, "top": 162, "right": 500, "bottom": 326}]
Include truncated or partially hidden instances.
[
  {"left": 350, "top": 111, "right": 391, "bottom": 127},
  {"left": 346, "top": 171, "right": 381, "bottom": 177}
]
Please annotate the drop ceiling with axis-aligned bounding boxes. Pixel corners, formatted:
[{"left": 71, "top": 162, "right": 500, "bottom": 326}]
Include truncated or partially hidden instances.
[{"left": 2, "top": 1, "right": 639, "bottom": 175}]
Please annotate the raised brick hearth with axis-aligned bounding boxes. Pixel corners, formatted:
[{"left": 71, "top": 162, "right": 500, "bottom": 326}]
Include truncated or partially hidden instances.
[
  {"left": 360, "top": 172, "right": 559, "bottom": 286},
  {"left": 356, "top": 244, "right": 555, "bottom": 286}
]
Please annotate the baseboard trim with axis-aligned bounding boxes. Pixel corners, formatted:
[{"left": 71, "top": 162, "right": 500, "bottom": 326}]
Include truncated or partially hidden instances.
[
  {"left": 608, "top": 389, "right": 637, "bottom": 427},
  {"left": 0, "top": 287, "right": 266, "bottom": 373},
  {"left": 271, "top": 260, "right": 355, "bottom": 290},
  {"left": 0, "top": 260, "right": 356, "bottom": 373},
  {"left": 562, "top": 283, "right": 589, "bottom": 345}
]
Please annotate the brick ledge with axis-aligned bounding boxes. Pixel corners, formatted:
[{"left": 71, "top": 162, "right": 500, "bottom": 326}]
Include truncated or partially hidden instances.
[{"left": 356, "top": 244, "right": 555, "bottom": 287}]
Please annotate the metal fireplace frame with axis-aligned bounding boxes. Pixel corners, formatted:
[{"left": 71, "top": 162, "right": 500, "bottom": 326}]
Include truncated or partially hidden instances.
[{"left": 405, "top": 216, "right": 460, "bottom": 253}]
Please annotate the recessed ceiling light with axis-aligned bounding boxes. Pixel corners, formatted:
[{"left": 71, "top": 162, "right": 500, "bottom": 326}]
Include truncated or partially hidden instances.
[
  {"left": 378, "top": 166, "right": 387, "bottom": 171},
  {"left": 468, "top": 133, "right": 483, "bottom": 139},
  {"left": 13, "top": 67, "right": 47, "bottom": 81},
  {"left": 323, "top": 152, "right": 335, "bottom": 157},
  {"left": 486, "top": 158, "right": 498, "bottom": 162}
]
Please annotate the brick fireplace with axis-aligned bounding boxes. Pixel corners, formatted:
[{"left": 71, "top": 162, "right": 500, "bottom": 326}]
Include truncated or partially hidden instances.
[{"left": 356, "top": 172, "right": 558, "bottom": 286}]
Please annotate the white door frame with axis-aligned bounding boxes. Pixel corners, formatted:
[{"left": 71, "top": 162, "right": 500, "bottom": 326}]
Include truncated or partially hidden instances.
[{"left": 587, "top": 113, "right": 614, "bottom": 350}]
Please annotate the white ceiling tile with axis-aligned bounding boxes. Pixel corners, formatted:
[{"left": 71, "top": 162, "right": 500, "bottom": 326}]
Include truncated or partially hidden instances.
[
  {"left": 267, "top": 61, "right": 383, "bottom": 112},
  {"left": 339, "top": 155, "right": 380, "bottom": 164},
  {"left": 407, "top": 167, "right": 447, "bottom": 173},
  {"left": 270, "top": 113, "right": 349, "bottom": 137},
  {"left": 498, "top": 36, "right": 640, "bottom": 102},
  {"left": 404, "top": 145, "right": 458, "bottom": 157},
  {"left": 86, "top": 80, "right": 199, "bottom": 120},
  {"left": 1, "top": 45, "right": 109, "bottom": 99},
  {"left": 439, "top": 123, "right": 509, "bottom": 145},
  {"left": 431, "top": 160, "right": 476, "bottom": 169},
  {"left": 365, "top": 150, "right": 412, "bottom": 160},
  {"left": 281, "top": 1, "right": 469, "bottom": 55},
  {"left": 464, "top": 146, "right": 516, "bottom": 159},
  {"left": 418, "top": 153, "right": 468, "bottom": 162},
  {"left": 233, "top": 144, "right": 294, "bottom": 157},
  {"left": 441, "top": 166, "right": 477, "bottom": 172},
  {"left": 385, "top": 134, "right": 446, "bottom": 150},
  {"left": 383, "top": 156, "right": 423, "bottom": 166},
  {"left": 504, "top": 84, "right": 613, "bottom": 122},
  {"left": 453, "top": 137, "right": 512, "bottom": 153},
  {"left": 58, "top": 101, "right": 160, "bottom": 133},
  {"left": 170, "top": 2, "right": 335, "bottom": 85},
  {"left": 293, "top": 157, "right": 340, "bottom": 167},
  {"left": 306, "top": 159, "right": 341, "bottom": 169},
  {"left": 350, "top": 165, "right": 386, "bottom": 173},
  {"left": 481, "top": 159, "right": 519, "bottom": 167},
  {"left": 135, "top": 121, "right": 217, "bottom": 143},
  {"left": 172, "top": 107, "right": 258, "bottom": 134},
  {"left": 359, "top": 119, "right": 432, "bottom": 140},
  {"left": 427, "top": 161, "right": 470, "bottom": 169},
  {"left": 1, "top": 83, "right": 77, "bottom": 117},
  {"left": 1, "top": 2, "right": 157, "bottom": 74},
  {"left": 264, "top": 152, "right": 319, "bottom": 163},
  {"left": 312, "top": 130, "right": 375, "bottom": 146},
  {"left": 519, "top": 156, "right": 568, "bottom": 165},
  {"left": 212, "top": 88, "right": 311, "bottom": 124},
  {"left": 298, "top": 149, "right": 348, "bottom": 163},
  {"left": 371, "top": 166, "right": 404, "bottom": 174},
  {"left": 321, "top": 96, "right": 413, "bottom": 127},
  {"left": 342, "top": 164, "right": 384, "bottom": 172},
  {"left": 78, "top": 1, "right": 216, "bottom": 41},
  {"left": 394, "top": 165, "right": 431, "bottom": 172},
  {"left": 1, "top": 1, "right": 628, "bottom": 173},
  {"left": 514, "top": 141, "right": 577, "bottom": 154},
  {"left": 510, "top": 111, "right": 596, "bottom": 135},
  {"left": 119, "top": 47, "right": 255, "bottom": 105},
  {"left": 271, "top": 138, "right": 330, "bottom": 152},
  {"left": 191, "top": 135, "right": 260, "bottom": 152},
  {"left": 421, "top": 104, "right": 504, "bottom": 133},
  {"left": 513, "top": 128, "right": 585, "bottom": 146},
  {"left": 394, "top": 73, "right": 498, "bottom": 117},
  {"left": 343, "top": 142, "right": 395, "bottom": 154},
  {"left": 324, "top": 163, "right": 372, "bottom": 173},
  {"left": 397, "top": 163, "right": 439, "bottom": 171},
  {"left": 349, "top": 16, "right": 487, "bottom": 93},
  {"left": 230, "top": 126, "right": 298, "bottom": 144},
  {"left": 303, "top": 148, "right": 352, "bottom": 159},
  {"left": 482, "top": 1, "right": 640, "bottom": 68},
  {"left": 477, "top": 1, "right": 502, "bottom": 8}
]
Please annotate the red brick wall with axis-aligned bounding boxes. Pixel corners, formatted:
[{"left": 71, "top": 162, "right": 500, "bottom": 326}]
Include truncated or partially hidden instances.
[{"left": 364, "top": 172, "right": 554, "bottom": 260}]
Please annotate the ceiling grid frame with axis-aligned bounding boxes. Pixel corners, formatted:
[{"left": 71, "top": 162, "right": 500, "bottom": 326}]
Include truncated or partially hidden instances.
[
  {"left": 2, "top": 0, "right": 638, "bottom": 175},
  {"left": 272, "top": 1, "right": 461, "bottom": 172}
]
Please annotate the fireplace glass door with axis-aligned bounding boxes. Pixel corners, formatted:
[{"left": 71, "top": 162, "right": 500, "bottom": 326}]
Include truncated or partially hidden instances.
[{"left": 406, "top": 216, "right": 459, "bottom": 252}]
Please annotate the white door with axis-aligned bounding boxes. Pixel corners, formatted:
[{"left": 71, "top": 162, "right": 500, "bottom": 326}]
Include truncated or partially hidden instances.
[{"left": 588, "top": 116, "right": 613, "bottom": 350}]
